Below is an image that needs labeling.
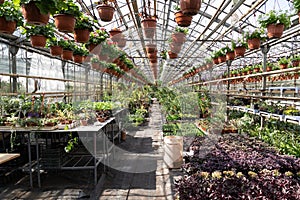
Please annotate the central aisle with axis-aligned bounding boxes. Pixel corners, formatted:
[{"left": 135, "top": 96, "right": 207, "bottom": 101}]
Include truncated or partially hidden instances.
[{"left": 95, "top": 100, "right": 175, "bottom": 200}]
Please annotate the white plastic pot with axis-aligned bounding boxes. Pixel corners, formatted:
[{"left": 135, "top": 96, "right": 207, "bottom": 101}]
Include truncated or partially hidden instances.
[{"left": 163, "top": 136, "right": 183, "bottom": 169}]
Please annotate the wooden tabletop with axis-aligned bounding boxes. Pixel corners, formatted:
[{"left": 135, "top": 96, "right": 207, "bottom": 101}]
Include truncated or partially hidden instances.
[{"left": 0, "top": 153, "right": 20, "bottom": 165}]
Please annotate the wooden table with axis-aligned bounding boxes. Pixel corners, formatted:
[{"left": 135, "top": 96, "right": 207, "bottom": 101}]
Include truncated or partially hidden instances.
[{"left": 0, "top": 153, "right": 20, "bottom": 165}]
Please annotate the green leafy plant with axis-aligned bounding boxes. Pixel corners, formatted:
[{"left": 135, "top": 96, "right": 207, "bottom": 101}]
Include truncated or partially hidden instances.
[
  {"left": 75, "top": 14, "right": 95, "bottom": 31},
  {"left": 292, "top": 0, "right": 300, "bottom": 12},
  {"left": 0, "top": 1, "right": 23, "bottom": 26},
  {"left": 278, "top": 57, "right": 289, "bottom": 65},
  {"left": 14, "top": 0, "right": 62, "bottom": 15},
  {"left": 245, "top": 28, "right": 266, "bottom": 41},
  {"left": 59, "top": 40, "right": 76, "bottom": 51},
  {"left": 290, "top": 54, "right": 300, "bottom": 62},
  {"left": 174, "top": 26, "right": 189, "bottom": 35},
  {"left": 87, "top": 29, "right": 109, "bottom": 45},
  {"left": 21, "top": 23, "right": 55, "bottom": 38},
  {"left": 258, "top": 10, "right": 291, "bottom": 29},
  {"left": 73, "top": 44, "right": 89, "bottom": 56},
  {"left": 46, "top": 37, "right": 65, "bottom": 47},
  {"left": 54, "top": 0, "right": 81, "bottom": 17}
]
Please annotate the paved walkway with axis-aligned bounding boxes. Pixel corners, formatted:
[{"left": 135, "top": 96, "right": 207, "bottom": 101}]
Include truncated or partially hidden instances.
[{"left": 94, "top": 100, "right": 175, "bottom": 200}]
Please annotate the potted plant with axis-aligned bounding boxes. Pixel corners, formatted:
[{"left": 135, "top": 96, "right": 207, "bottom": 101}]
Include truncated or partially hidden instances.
[
  {"left": 215, "top": 48, "right": 226, "bottom": 63},
  {"left": 116, "top": 34, "right": 126, "bottom": 48},
  {"left": 266, "top": 62, "right": 274, "bottom": 72},
  {"left": 292, "top": 0, "right": 300, "bottom": 23},
  {"left": 278, "top": 57, "right": 289, "bottom": 69},
  {"left": 21, "top": 23, "right": 55, "bottom": 48},
  {"left": 211, "top": 51, "right": 220, "bottom": 64},
  {"left": 180, "top": 0, "right": 201, "bottom": 16},
  {"left": 224, "top": 44, "right": 235, "bottom": 61},
  {"left": 174, "top": 5, "right": 192, "bottom": 27},
  {"left": 253, "top": 63, "right": 262, "bottom": 73},
  {"left": 73, "top": 45, "right": 89, "bottom": 64},
  {"left": 91, "top": 57, "right": 100, "bottom": 70},
  {"left": 53, "top": 0, "right": 81, "bottom": 33},
  {"left": 109, "top": 27, "right": 123, "bottom": 42},
  {"left": 96, "top": 0, "right": 115, "bottom": 22},
  {"left": 172, "top": 26, "right": 188, "bottom": 44},
  {"left": 87, "top": 29, "right": 109, "bottom": 53},
  {"left": 168, "top": 51, "right": 178, "bottom": 59},
  {"left": 15, "top": 0, "right": 62, "bottom": 25},
  {"left": 0, "top": 1, "right": 23, "bottom": 34},
  {"left": 74, "top": 14, "right": 95, "bottom": 43},
  {"left": 245, "top": 28, "right": 266, "bottom": 50},
  {"left": 290, "top": 54, "right": 300, "bottom": 67},
  {"left": 232, "top": 38, "right": 248, "bottom": 57},
  {"left": 60, "top": 39, "right": 75, "bottom": 61},
  {"left": 46, "top": 37, "right": 65, "bottom": 56},
  {"left": 258, "top": 10, "right": 291, "bottom": 39}
]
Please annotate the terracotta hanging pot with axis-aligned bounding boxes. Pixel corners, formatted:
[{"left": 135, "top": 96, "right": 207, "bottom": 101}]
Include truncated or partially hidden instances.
[
  {"left": 174, "top": 11, "right": 193, "bottom": 27},
  {"left": 266, "top": 24, "right": 284, "bottom": 39},
  {"left": 253, "top": 67, "right": 260, "bottom": 73},
  {"left": 292, "top": 60, "right": 300, "bottom": 67},
  {"left": 218, "top": 55, "right": 226, "bottom": 63},
  {"left": 247, "top": 38, "right": 261, "bottom": 50},
  {"left": 180, "top": 0, "right": 201, "bottom": 16},
  {"left": 234, "top": 46, "right": 246, "bottom": 57},
  {"left": 145, "top": 44, "right": 157, "bottom": 54},
  {"left": 21, "top": 2, "right": 50, "bottom": 26},
  {"left": 30, "top": 35, "right": 47, "bottom": 47},
  {"left": 97, "top": 4, "right": 115, "bottom": 22},
  {"left": 172, "top": 32, "right": 186, "bottom": 44},
  {"left": 266, "top": 66, "right": 272, "bottom": 72},
  {"left": 141, "top": 18, "right": 157, "bottom": 38},
  {"left": 89, "top": 43, "right": 102, "bottom": 54},
  {"left": 147, "top": 52, "right": 157, "bottom": 59},
  {"left": 109, "top": 29, "right": 122, "bottom": 42},
  {"left": 212, "top": 58, "right": 219, "bottom": 64},
  {"left": 168, "top": 51, "right": 178, "bottom": 59},
  {"left": 226, "top": 52, "right": 235, "bottom": 61},
  {"left": 280, "top": 64, "right": 288, "bottom": 69},
  {"left": 73, "top": 55, "right": 83, "bottom": 64},
  {"left": 169, "top": 43, "right": 182, "bottom": 54},
  {"left": 54, "top": 14, "right": 76, "bottom": 33},
  {"left": 117, "top": 37, "right": 126, "bottom": 48},
  {"left": 50, "top": 45, "right": 63, "bottom": 56},
  {"left": 74, "top": 29, "right": 90, "bottom": 43},
  {"left": 0, "top": 17, "right": 17, "bottom": 34},
  {"left": 62, "top": 50, "right": 73, "bottom": 60},
  {"left": 0, "top": 0, "right": 4, "bottom": 4}
]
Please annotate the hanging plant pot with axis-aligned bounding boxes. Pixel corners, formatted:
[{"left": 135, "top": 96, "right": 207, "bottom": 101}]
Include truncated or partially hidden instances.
[
  {"left": 73, "top": 55, "right": 83, "bottom": 64},
  {"left": 172, "top": 33, "right": 186, "bottom": 44},
  {"left": 174, "top": 11, "right": 193, "bottom": 27},
  {"left": 168, "top": 51, "right": 178, "bottom": 59},
  {"left": 141, "top": 18, "right": 157, "bottom": 38},
  {"left": 97, "top": 4, "right": 115, "bottom": 22},
  {"left": 89, "top": 43, "right": 102, "bottom": 54},
  {"left": 147, "top": 52, "right": 157, "bottom": 59},
  {"left": 117, "top": 37, "right": 126, "bottom": 48},
  {"left": 226, "top": 52, "right": 235, "bottom": 61},
  {"left": 74, "top": 29, "right": 90, "bottom": 43},
  {"left": 54, "top": 14, "right": 76, "bottom": 33},
  {"left": 212, "top": 58, "right": 219, "bottom": 64},
  {"left": 50, "top": 45, "right": 63, "bottom": 57},
  {"left": 266, "top": 24, "right": 284, "bottom": 39},
  {"left": 234, "top": 46, "right": 246, "bottom": 57},
  {"left": 30, "top": 35, "right": 47, "bottom": 47},
  {"left": 145, "top": 44, "right": 157, "bottom": 54},
  {"left": 180, "top": 0, "right": 201, "bottom": 16},
  {"left": 0, "top": 0, "right": 4, "bottom": 4},
  {"left": 253, "top": 67, "right": 260, "bottom": 73},
  {"left": 109, "top": 29, "right": 122, "bottom": 42},
  {"left": 292, "top": 60, "right": 300, "bottom": 67},
  {"left": 218, "top": 55, "right": 226, "bottom": 63},
  {"left": 169, "top": 43, "right": 182, "bottom": 54},
  {"left": 62, "top": 50, "right": 73, "bottom": 61},
  {"left": 266, "top": 66, "right": 272, "bottom": 72},
  {"left": 247, "top": 38, "right": 261, "bottom": 50},
  {"left": 21, "top": 2, "right": 50, "bottom": 25},
  {"left": 0, "top": 17, "right": 17, "bottom": 35}
]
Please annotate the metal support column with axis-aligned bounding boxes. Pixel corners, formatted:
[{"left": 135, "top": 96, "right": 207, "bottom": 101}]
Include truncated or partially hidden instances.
[
  {"left": 9, "top": 46, "right": 19, "bottom": 93},
  {"left": 100, "top": 72, "right": 104, "bottom": 100},
  {"left": 226, "top": 60, "right": 232, "bottom": 123},
  {"left": 85, "top": 66, "right": 89, "bottom": 100}
]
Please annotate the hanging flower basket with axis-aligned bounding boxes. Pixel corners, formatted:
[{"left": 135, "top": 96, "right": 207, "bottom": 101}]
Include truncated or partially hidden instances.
[
  {"left": 174, "top": 11, "right": 192, "bottom": 27},
  {"left": 145, "top": 44, "right": 157, "bottom": 54},
  {"left": 50, "top": 45, "right": 63, "bottom": 57},
  {"left": 212, "top": 58, "right": 219, "bottom": 64},
  {"left": 0, "top": 17, "right": 17, "bottom": 35},
  {"left": 234, "top": 46, "right": 246, "bottom": 57},
  {"left": 97, "top": 4, "right": 115, "bottom": 22},
  {"left": 74, "top": 29, "right": 90, "bottom": 43},
  {"left": 30, "top": 35, "right": 47, "bottom": 47},
  {"left": 62, "top": 50, "right": 73, "bottom": 61},
  {"left": 109, "top": 28, "right": 122, "bottom": 42},
  {"left": 54, "top": 14, "right": 76, "bottom": 33},
  {"left": 226, "top": 52, "right": 235, "bottom": 61},
  {"left": 147, "top": 52, "right": 157, "bottom": 59},
  {"left": 218, "top": 55, "right": 226, "bottom": 63},
  {"left": 21, "top": 2, "right": 50, "bottom": 26},
  {"left": 117, "top": 37, "right": 126, "bottom": 48},
  {"left": 168, "top": 51, "right": 178, "bottom": 59},
  {"left": 292, "top": 60, "right": 300, "bottom": 67},
  {"left": 73, "top": 54, "right": 83, "bottom": 64},
  {"left": 169, "top": 43, "right": 182, "bottom": 54},
  {"left": 247, "top": 38, "right": 261, "bottom": 50},
  {"left": 180, "top": 0, "right": 201, "bottom": 16},
  {"left": 141, "top": 18, "right": 157, "bottom": 38},
  {"left": 172, "top": 32, "right": 186, "bottom": 44},
  {"left": 266, "top": 24, "right": 284, "bottom": 39},
  {"left": 89, "top": 43, "right": 102, "bottom": 54}
]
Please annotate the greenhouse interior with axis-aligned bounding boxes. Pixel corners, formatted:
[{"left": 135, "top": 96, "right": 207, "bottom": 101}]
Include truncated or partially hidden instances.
[{"left": 1, "top": 0, "right": 300, "bottom": 199}]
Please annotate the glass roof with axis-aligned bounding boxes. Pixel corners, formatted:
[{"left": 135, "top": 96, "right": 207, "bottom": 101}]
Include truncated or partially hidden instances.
[{"left": 73, "top": 0, "right": 296, "bottom": 84}]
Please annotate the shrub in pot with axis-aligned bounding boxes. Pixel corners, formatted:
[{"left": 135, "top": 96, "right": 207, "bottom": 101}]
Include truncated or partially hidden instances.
[
  {"left": 258, "top": 10, "right": 291, "bottom": 39},
  {"left": 245, "top": 28, "right": 266, "bottom": 50},
  {"left": 53, "top": 0, "right": 81, "bottom": 33},
  {"left": 0, "top": 1, "right": 23, "bottom": 34},
  {"left": 21, "top": 23, "right": 55, "bottom": 48},
  {"left": 74, "top": 14, "right": 95, "bottom": 43}
]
